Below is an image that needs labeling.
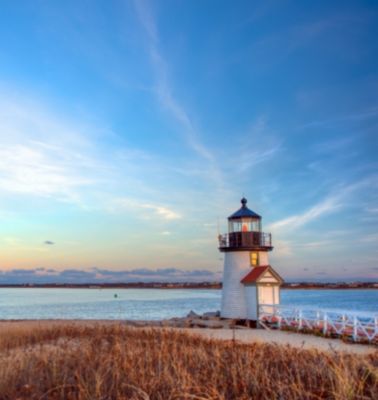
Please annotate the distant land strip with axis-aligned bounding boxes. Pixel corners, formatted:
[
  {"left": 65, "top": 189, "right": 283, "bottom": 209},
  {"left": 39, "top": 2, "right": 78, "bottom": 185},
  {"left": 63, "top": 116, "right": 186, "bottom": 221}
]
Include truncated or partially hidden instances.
[{"left": 0, "top": 282, "right": 377, "bottom": 289}]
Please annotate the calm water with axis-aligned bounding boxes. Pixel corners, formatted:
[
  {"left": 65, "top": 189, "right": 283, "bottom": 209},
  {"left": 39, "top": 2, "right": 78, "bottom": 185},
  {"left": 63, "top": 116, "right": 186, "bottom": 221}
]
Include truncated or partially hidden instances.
[{"left": 0, "top": 288, "right": 377, "bottom": 320}]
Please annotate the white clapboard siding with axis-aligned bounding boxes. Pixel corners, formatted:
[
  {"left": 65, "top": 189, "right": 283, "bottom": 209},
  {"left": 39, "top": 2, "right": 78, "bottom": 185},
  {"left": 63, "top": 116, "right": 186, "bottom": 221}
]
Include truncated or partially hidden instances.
[
  {"left": 258, "top": 252, "right": 269, "bottom": 265},
  {"left": 221, "top": 251, "right": 251, "bottom": 318}
]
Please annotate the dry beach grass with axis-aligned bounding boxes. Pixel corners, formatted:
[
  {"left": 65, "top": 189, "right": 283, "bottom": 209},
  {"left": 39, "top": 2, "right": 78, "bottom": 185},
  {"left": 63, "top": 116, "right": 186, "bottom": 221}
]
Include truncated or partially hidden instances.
[{"left": 0, "top": 322, "right": 377, "bottom": 399}]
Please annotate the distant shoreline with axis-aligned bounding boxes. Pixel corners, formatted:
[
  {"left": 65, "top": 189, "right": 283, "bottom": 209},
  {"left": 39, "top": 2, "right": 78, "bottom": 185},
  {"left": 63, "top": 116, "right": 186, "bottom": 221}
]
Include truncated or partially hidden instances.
[{"left": 0, "top": 282, "right": 377, "bottom": 289}]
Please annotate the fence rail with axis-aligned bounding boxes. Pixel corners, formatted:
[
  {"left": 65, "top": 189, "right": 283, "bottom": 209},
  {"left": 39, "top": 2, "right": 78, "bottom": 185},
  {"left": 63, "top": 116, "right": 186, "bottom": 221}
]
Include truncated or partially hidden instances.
[
  {"left": 259, "top": 304, "right": 378, "bottom": 343},
  {"left": 218, "top": 231, "right": 272, "bottom": 249}
]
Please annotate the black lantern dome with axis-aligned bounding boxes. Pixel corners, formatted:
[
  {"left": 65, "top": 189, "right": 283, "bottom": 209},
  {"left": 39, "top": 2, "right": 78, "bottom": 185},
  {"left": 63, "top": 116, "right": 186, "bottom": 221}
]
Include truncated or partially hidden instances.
[
  {"left": 228, "top": 197, "right": 261, "bottom": 220},
  {"left": 228, "top": 198, "right": 262, "bottom": 234}
]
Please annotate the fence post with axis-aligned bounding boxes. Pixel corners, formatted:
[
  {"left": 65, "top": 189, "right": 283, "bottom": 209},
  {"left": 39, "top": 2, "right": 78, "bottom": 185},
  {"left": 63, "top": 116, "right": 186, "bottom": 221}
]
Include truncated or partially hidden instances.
[
  {"left": 258, "top": 305, "right": 261, "bottom": 323},
  {"left": 260, "top": 306, "right": 376, "bottom": 341},
  {"left": 353, "top": 316, "right": 358, "bottom": 341},
  {"left": 298, "top": 309, "right": 303, "bottom": 330},
  {"left": 316, "top": 310, "right": 320, "bottom": 328}
]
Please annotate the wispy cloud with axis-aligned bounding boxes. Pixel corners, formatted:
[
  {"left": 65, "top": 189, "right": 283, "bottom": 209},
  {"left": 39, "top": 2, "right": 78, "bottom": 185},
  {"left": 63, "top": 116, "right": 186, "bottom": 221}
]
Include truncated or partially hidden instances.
[
  {"left": 141, "top": 204, "right": 181, "bottom": 220},
  {"left": 249, "top": 11, "right": 371, "bottom": 68},
  {"left": 269, "top": 194, "right": 341, "bottom": 231},
  {"left": 0, "top": 143, "right": 94, "bottom": 202},
  {"left": 237, "top": 144, "right": 281, "bottom": 173},
  {"left": 224, "top": 116, "right": 282, "bottom": 174},
  {"left": 272, "top": 239, "right": 293, "bottom": 257},
  {"left": 365, "top": 206, "right": 378, "bottom": 214},
  {"left": 131, "top": 3, "right": 285, "bottom": 199},
  {"left": 0, "top": 92, "right": 108, "bottom": 205},
  {"left": 269, "top": 177, "right": 378, "bottom": 231},
  {"left": 133, "top": 0, "right": 223, "bottom": 189},
  {"left": 2, "top": 237, "right": 51, "bottom": 254},
  {"left": 0, "top": 89, "right": 178, "bottom": 213},
  {"left": 359, "top": 233, "right": 378, "bottom": 243},
  {"left": 312, "top": 136, "right": 356, "bottom": 154},
  {"left": 301, "top": 106, "right": 378, "bottom": 129},
  {"left": 110, "top": 197, "right": 181, "bottom": 220}
]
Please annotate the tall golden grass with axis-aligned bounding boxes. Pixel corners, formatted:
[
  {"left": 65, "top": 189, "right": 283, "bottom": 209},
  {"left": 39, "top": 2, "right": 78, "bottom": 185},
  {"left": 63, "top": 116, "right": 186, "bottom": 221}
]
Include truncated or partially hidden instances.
[{"left": 0, "top": 322, "right": 376, "bottom": 399}]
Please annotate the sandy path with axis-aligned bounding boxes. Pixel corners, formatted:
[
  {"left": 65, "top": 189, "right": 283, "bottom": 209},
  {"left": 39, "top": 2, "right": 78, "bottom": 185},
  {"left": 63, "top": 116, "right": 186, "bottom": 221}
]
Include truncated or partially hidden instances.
[{"left": 181, "top": 328, "right": 376, "bottom": 355}]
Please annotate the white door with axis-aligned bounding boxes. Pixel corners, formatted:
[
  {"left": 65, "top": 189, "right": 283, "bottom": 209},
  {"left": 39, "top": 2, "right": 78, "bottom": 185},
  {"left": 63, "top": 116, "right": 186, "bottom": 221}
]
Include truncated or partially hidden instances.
[{"left": 258, "top": 285, "right": 274, "bottom": 305}]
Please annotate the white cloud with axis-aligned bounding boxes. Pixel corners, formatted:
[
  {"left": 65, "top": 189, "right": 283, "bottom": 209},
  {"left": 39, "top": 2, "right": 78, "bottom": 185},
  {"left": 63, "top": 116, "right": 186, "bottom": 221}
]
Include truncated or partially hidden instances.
[
  {"left": 110, "top": 197, "right": 181, "bottom": 220},
  {"left": 269, "top": 195, "right": 341, "bottom": 231},
  {"left": 0, "top": 143, "right": 94, "bottom": 201},
  {"left": 141, "top": 204, "right": 181, "bottom": 220},
  {"left": 269, "top": 177, "right": 378, "bottom": 231},
  {"left": 0, "top": 92, "right": 107, "bottom": 204}
]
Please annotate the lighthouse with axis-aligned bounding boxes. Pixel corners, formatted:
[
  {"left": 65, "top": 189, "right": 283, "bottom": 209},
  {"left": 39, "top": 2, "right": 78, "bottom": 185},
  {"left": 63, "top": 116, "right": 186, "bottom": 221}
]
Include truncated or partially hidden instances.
[{"left": 218, "top": 198, "right": 283, "bottom": 321}]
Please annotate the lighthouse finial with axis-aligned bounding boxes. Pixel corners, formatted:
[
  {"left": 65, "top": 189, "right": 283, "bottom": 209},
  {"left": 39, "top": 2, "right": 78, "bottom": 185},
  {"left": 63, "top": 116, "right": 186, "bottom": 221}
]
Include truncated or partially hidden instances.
[{"left": 241, "top": 197, "right": 247, "bottom": 207}]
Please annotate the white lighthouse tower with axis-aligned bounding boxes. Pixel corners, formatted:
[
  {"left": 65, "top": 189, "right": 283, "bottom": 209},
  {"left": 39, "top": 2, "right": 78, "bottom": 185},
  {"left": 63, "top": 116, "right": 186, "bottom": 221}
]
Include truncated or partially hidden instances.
[{"left": 218, "top": 198, "right": 283, "bottom": 321}]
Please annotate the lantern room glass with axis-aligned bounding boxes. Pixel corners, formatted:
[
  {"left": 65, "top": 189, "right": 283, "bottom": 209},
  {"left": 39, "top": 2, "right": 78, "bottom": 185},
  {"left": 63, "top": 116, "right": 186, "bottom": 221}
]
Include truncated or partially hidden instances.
[{"left": 228, "top": 218, "right": 261, "bottom": 233}]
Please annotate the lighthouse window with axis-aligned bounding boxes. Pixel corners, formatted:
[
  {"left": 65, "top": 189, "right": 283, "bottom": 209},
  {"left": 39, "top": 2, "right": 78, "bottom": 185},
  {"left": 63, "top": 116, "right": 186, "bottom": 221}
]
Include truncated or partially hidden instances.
[
  {"left": 234, "top": 221, "right": 242, "bottom": 232},
  {"left": 251, "top": 220, "right": 260, "bottom": 232},
  {"left": 250, "top": 252, "right": 259, "bottom": 266}
]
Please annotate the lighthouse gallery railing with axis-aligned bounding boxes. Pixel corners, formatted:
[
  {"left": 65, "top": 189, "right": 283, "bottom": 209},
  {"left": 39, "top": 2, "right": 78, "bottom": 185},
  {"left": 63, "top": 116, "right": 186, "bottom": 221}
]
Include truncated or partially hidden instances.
[
  {"left": 218, "top": 231, "right": 272, "bottom": 249},
  {"left": 258, "top": 304, "right": 378, "bottom": 343}
]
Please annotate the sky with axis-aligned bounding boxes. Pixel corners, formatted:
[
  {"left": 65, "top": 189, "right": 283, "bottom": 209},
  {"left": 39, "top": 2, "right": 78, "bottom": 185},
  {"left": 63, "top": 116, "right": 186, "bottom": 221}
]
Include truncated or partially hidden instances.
[{"left": 0, "top": 0, "right": 377, "bottom": 283}]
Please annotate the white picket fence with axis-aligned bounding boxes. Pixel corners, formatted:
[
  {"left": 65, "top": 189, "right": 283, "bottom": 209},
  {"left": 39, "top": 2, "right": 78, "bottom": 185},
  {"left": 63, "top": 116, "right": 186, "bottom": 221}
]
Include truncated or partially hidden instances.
[{"left": 259, "top": 304, "right": 378, "bottom": 343}]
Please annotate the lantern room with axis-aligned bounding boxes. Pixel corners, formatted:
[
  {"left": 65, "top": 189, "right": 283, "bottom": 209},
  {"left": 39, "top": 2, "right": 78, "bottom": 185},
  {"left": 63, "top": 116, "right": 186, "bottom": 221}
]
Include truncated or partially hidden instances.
[
  {"left": 228, "top": 197, "right": 261, "bottom": 233},
  {"left": 219, "top": 198, "right": 273, "bottom": 251}
]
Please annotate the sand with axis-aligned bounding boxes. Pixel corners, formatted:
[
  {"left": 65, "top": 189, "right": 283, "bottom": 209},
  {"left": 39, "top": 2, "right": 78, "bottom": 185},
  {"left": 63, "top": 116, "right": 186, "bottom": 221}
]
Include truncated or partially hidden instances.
[{"left": 181, "top": 328, "right": 376, "bottom": 355}]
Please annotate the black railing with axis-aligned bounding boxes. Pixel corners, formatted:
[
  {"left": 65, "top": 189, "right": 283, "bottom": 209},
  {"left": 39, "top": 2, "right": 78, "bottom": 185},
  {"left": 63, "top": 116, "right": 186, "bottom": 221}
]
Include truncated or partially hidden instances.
[{"left": 218, "top": 231, "right": 272, "bottom": 249}]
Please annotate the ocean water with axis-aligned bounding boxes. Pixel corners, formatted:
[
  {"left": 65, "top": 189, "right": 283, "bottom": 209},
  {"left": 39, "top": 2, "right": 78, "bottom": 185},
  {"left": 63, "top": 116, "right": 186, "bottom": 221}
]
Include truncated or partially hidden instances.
[{"left": 0, "top": 288, "right": 377, "bottom": 320}]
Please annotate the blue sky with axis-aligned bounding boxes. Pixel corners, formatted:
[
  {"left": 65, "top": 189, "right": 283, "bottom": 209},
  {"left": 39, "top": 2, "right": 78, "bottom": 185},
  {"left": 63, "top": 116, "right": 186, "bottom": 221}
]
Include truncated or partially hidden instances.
[{"left": 0, "top": 0, "right": 377, "bottom": 283}]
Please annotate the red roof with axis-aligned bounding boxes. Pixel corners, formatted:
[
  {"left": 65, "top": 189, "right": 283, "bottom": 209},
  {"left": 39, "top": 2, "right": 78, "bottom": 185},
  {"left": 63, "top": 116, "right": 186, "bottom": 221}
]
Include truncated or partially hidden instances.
[{"left": 241, "top": 266, "right": 270, "bottom": 284}]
